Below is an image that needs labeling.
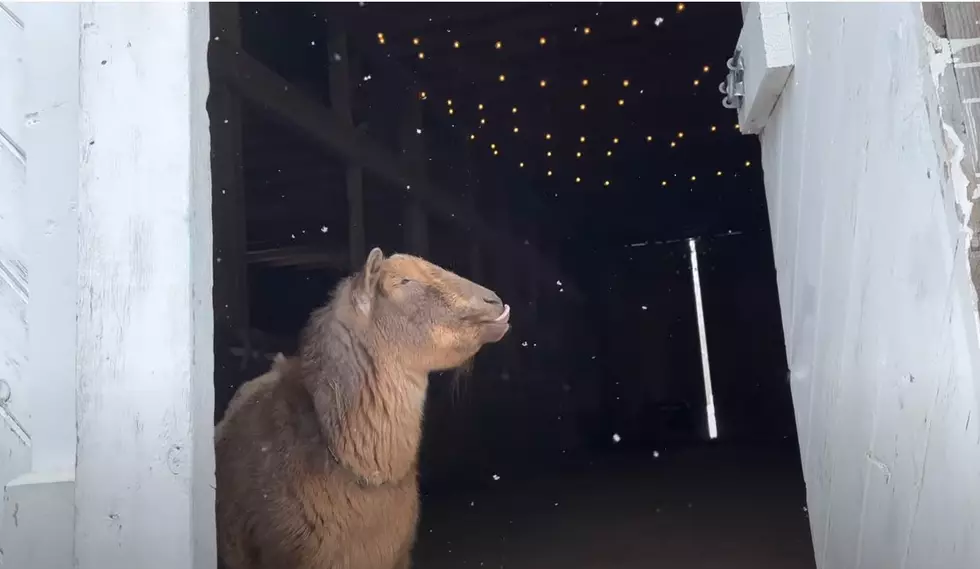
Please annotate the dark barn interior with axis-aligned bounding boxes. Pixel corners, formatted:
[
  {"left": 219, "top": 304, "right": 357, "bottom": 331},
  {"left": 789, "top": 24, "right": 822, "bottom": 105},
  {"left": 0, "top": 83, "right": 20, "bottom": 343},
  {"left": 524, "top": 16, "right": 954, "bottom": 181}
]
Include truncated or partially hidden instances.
[{"left": 208, "top": 2, "right": 816, "bottom": 567}]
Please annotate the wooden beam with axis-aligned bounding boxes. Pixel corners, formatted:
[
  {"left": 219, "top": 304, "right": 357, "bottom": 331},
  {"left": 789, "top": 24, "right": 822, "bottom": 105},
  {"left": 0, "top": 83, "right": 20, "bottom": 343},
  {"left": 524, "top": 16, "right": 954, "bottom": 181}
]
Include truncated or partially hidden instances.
[
  {"left": 208, "top": 41, "right": 582, "bottom": 299},
  {"left": 399, "top": 87, "right": 429, "bottom": 256},
  {"left": 247, "top": 245, "right": 347, "bottom": 271},
  {"left": 73, "top": 4, "right": 214, "bottom": 568},
  {"left": 328, "top": 30, "right": 367, "bottom": 265}
]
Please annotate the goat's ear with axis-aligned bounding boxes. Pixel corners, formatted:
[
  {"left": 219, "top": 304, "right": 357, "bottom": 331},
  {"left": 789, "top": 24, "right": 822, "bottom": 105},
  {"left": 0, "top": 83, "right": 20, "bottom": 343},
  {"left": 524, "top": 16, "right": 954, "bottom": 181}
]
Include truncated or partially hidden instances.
[{"left": 352, "top": 247, "right": 385, "bottom": 315}]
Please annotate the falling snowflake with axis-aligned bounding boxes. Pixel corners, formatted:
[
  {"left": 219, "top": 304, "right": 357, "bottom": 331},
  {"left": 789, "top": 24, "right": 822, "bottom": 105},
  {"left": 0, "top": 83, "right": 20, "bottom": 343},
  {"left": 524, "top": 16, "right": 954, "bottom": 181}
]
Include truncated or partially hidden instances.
[
  {"left": 492, "top": 474, "right": 500, "bottom": 481},
  {"left": 521, "top": 341, "right": 528, "bottom": 347},
  {"left": 556, "top": 279, "right": 563, "bottom": 286},
  {"left": 641, "top": 305, "right": 648, "bottom": 310},
  {"left": 653, "top": 450, "right": 660, "bottom": 458},
  {"left": 320, "top": 226, "right": 329, "bottom": 233},
  {"left": 416, "top": 128, "right": 423, "bottom": 134},
  {"left": 363, "top": 74, "right": 372, "bottom": 81},
  {"left": 655, "top": 17, "right": 664, "bottom": 26},
  {"left": 612, "top": 433, "right": 621, "bottom": 443}
]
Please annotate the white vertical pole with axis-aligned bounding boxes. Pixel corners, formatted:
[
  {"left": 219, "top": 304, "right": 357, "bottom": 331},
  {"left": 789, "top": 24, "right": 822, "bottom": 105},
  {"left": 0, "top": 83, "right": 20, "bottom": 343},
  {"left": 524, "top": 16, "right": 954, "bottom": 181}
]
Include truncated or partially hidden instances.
[
  {"left": 74, "top": 4, "right": 215, "bottom": 569},
  {"left": 688, "top": 238, "right": 718, "bottom": 439}
]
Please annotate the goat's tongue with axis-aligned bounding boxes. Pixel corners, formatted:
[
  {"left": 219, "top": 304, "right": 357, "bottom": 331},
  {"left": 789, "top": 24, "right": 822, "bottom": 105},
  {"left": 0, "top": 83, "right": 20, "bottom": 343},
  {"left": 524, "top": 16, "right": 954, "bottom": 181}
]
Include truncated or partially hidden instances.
[{"left": 494, "top": 304, "right": 511, "bottom": 322}]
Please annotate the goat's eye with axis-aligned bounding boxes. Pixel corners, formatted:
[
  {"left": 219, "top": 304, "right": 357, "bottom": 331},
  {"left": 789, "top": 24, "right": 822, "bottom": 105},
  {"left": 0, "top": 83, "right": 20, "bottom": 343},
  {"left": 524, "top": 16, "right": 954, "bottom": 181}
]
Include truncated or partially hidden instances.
[{"left": 399, "top": 278, "right": 412, "bottom": 286}]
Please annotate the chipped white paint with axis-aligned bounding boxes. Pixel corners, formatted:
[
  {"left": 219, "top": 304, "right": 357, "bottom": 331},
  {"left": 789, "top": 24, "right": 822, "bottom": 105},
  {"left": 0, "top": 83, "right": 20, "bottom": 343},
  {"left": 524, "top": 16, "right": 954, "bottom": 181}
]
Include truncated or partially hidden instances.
[
  {"left": 0, "top": 0, "right": 31, "bottom": 515},
  {"left": 751, "top": 3, "right": 980, "bottom": 568},
  {"left": 73, "top": 4, "right": 215, "bottom": 569}
]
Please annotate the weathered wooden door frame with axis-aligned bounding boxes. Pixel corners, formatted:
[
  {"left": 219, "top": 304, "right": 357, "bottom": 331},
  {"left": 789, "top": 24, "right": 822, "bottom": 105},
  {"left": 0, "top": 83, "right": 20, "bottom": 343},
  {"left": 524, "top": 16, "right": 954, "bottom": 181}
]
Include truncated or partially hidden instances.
[{"left": 2, "top": 4, "right": 216, "bottom": 569}]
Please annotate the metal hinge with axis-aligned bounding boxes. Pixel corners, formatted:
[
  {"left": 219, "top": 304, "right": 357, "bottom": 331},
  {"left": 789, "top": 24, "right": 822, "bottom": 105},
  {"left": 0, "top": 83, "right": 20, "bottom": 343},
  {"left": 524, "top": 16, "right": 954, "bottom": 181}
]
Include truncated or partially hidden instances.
[{"left": 719, "top": 46, "right": 745, "bottom": 111}]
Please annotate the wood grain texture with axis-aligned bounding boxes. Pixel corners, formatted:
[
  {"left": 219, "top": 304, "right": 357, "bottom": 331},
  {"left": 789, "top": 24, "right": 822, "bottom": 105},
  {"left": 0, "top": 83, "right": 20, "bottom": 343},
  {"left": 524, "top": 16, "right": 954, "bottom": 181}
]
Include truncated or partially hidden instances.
[
  {"left": 753, "top": 3, "right": 980, "bottom": 568},
  {"left": 74, "top": 4, "right": 215, "bottom": 569}
]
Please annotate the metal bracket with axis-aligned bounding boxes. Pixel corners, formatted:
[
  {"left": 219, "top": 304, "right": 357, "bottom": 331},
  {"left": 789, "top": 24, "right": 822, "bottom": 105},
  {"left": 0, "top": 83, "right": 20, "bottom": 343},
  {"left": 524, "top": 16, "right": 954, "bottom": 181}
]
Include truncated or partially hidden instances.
[{"left": 719, "top": 46, "right": 745, "bottom": 110}]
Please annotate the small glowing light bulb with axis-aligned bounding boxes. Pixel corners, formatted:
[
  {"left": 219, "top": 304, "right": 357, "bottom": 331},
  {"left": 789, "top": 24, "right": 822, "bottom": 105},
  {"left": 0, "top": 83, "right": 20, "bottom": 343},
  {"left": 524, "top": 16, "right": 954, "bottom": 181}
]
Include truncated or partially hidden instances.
[
  {"left": 412, "top": 37, "right": 420, "bottom": 46},
  {"left": 693, "top": 79, "right": 700, "bottom": 86},
  {"left": 513, "top": 126, "right": 519, "bottom": 133},
  {"left": 447, "top": 108, "right": 453, "bottom": 115},
  {"left": 711, "top": 125, "right": 717, "bottom": 132},
  {"left": 499, "top": 74, "right": 506, "bottom": 82},
  {"left": 646, "top": 135, "right": 653, "bottom": 142},
  {"left": 631, "top": 18, "right": 639, "bottom": 27},
  {"left": 547, "top": 151, "right": 553, "bottom": 157},
  {"left": 582, "top": 78, "right": 590, "bottom": 87},
  {"left": 539, "top": 37, "right": 547, "bottom": 45},
  {"left": 606, "top": 150, "right": 613, "bottom": 157},
  {"left": 662, "top": 180, "right": 668, "bottom": 187},
  {"left": 493, "top": 149, "right": 499, "bottom": 156},
  {"left": 576, "top": 151, "right": 582, "bottom": 158},
  {"left": 745, "top": 160, "right": 752, "bottom": 167},
  {"left": 490, "top": 143, "right": 496, "bottom": 149},
  {"left": 677, "top": 3, "right": 686, "bottom": 13},
  {"left": 469, "top": 134, "right": 476, "bottom": 140},
  {"left": 575, "top": 176, "right": 582, "bottom": 183},
  {"left": 478, "top": 103, "right": 485, "bottom": 111},
  {"left": 580, "top": 136, "right": 586, "bottom": 143},
  {"left": 512, "top": 107, "right": 518, "bottom": 114},
  {"left": 419, "top": 91, "right": 427, "bottom": 100},
  {"left": 547, "top": 170, "right": 553, "bottom": 176},
  {"left": 418, "top": 52, "right": 425, "bottom": 59},
  {"left": 447, "top": 99, "right": 453, "bottom": 106},
  {"left": 703, "top": 65, "right": 710, "bottom": 73},
  {"left": 520, "top": 162, "right": 525, "bottom": 168},
  {"left": 677, "top": 131, "right": 685, "bottom": 138},
  {"left": 495, "top": 40, "right": 502, "bottom": 49},
  {"left": 580, "top": 103, "right": 587, "bottom": 111},
  {"left": 691, "top": 175, "right": 697, "bottom": 181},
  {"left": 670, "top": 141, "right": 677, "bottom": 148},
  {"left": 613, "top": 137, "right": 620, "bottom": 144},
  {"left": 545, "top": 133, "right": 552, "bottom": 140},
  {"left": 453, "top": 40, "right": 460, "bottom": 49},
  {"left": 540, "top": 79, "right": 548, "bottom": 87},
  {"left": 716, "top": 171, "right": 723, "bottom": 176},
  {"left": 604, "top": 180, "right": 610, "bottom": 187},
  {"left": 623, "top": 79, "right": 630, "bottom": 87},
  {"left": 584, "top": 26, "right": 592, "bottom": 35},
  {"left": 480, "top": 118, "right": 486, "bottom": 125},
  {"left": 735, "top": 123, "right": 740, "bottom": 129}
]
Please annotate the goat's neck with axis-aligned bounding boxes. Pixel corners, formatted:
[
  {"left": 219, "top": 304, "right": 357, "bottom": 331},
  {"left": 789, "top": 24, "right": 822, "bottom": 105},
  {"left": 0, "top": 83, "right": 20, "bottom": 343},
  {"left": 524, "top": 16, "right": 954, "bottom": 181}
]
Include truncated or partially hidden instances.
[{"left": 301, "top": 314, "right": 427, "bottom": 486}]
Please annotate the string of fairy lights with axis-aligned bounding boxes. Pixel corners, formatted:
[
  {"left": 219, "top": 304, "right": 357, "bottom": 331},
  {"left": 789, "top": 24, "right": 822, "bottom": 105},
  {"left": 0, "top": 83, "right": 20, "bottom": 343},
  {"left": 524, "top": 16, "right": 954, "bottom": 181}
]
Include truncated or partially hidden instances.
[{"left": 372, "top": 2, "right": 754, "bottom": 190}]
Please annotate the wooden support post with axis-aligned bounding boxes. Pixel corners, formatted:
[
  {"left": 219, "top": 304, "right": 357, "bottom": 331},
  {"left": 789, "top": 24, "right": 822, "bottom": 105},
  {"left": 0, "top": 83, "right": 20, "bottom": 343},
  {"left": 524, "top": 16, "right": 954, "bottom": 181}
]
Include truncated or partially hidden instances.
[
  {"left": 208, "top": 3, "right": 249, "bottom": 411},
  {"left": 400, "top": 95, "right": 429, "bottom": 256},
  {"left": 329, "top": 29, "right": 365, "bottom": 266},
  {"left": 73, "top": 4, "right": 215, "bottom": 568},
  {"left": 2, "top": 4, "right": 79, "bottom": 567}
]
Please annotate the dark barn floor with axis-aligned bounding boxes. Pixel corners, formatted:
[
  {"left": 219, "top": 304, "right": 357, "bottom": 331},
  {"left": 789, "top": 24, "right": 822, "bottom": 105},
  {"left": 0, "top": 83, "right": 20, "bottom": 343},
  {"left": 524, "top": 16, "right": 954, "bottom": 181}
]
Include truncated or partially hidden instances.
[{"left": 413, "top": 444, "right": 816, "bottom": 569}]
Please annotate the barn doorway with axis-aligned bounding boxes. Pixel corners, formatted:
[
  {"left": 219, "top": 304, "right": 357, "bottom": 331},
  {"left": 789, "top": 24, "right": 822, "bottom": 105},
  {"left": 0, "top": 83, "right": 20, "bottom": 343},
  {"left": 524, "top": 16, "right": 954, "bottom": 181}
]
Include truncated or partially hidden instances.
[{"left": 208, "top": 3, "right": 815, "bottom": 567}]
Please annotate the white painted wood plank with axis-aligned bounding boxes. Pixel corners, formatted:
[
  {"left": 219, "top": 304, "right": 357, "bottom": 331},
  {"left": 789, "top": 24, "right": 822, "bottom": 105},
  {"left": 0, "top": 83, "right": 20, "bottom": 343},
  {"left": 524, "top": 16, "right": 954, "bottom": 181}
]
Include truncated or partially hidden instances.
[
  {"left": 1, "top": 472, "right": 73, "bottom": 568},
  {"left": 737, "top": 2, "right": 794, "bottom": 134},
  {"left": 19, "top": 1, "right": 80, "bottom": 475},
  {"left": 0, "top": 142, "right": 28, "bottom": 439},
  {"left": 0, "top": 8, "right": 24, "bottom": 154},
  {"left": 73, "top": 4, "right": 215, "bottom": 569},
  {"left": 754, "top": 3, "right": 980, "bottom": 569}
]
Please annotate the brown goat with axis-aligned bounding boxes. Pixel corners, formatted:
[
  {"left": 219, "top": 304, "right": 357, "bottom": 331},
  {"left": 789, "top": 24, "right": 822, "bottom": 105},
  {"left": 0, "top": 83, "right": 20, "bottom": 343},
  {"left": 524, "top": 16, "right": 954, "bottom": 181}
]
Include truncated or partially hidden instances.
[{"left": 215, "top": 248, "right": 511, "bottom": 569}]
